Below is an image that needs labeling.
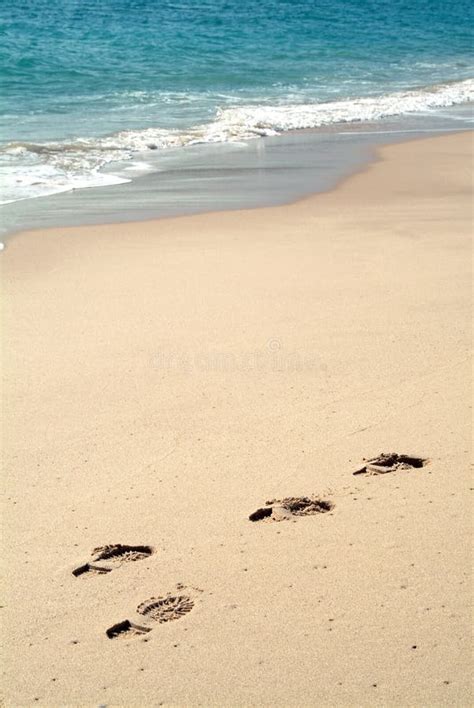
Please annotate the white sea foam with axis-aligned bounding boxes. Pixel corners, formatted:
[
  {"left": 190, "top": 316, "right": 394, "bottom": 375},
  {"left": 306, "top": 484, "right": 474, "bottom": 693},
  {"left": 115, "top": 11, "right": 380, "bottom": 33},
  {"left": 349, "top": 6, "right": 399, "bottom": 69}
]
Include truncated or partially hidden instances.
[
  {"left": 211, "top": 78, "right": 474, "bottom": 134},
  {"left": 1, "top": 78, "right": 472, "bottom": 206},
  {"left": 0, "top": 165, "right": 129, "bottom": 205}
]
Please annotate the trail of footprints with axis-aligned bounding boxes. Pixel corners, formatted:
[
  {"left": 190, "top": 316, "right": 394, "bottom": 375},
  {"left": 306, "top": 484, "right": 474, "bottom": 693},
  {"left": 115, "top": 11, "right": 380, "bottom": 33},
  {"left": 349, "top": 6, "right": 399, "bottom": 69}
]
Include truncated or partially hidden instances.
[
  {"left": 71, "top": 452, "right": 427, "bottom": 640},
  {"left": 73, "top": 542, "right": 197, "bottom": 640}
]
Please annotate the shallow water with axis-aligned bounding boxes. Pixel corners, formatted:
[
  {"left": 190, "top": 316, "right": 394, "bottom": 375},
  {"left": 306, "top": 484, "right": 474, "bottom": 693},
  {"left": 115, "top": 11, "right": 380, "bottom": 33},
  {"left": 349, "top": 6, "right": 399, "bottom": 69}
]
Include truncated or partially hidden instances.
[{"left": 1, "top": 0, "right": 473, "bottom": 213}]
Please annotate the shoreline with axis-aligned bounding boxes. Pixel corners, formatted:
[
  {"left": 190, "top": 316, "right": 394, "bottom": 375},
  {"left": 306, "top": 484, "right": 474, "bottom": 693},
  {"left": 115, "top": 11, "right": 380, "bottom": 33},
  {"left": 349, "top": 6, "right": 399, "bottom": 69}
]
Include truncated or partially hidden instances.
[
  {"left": 4, "top": 128, "right": 471, "bottom": 246},
  {"left": 1, "top": 114, "right": 472, "bottom": 244},
  {"left": 2, "top": 132, "right": 472, "bottom": 707},
  {"left": 2, "top": 74, "right": 473, "bottom": 227}
]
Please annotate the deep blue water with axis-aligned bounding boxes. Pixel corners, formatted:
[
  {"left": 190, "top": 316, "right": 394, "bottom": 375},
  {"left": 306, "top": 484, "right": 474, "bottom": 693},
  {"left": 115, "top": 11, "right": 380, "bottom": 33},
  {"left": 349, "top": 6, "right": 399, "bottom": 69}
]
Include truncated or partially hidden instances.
[{"left": 0, "top": 0, "right": 473, "bottom": 204}]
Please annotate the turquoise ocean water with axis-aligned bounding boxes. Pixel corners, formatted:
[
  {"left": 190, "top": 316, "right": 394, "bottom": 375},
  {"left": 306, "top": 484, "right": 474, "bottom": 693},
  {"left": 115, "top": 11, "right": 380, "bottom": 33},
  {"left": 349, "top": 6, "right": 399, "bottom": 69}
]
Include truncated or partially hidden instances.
[{"left": 0, "top": 0, "right": 473, "bottom": 220}]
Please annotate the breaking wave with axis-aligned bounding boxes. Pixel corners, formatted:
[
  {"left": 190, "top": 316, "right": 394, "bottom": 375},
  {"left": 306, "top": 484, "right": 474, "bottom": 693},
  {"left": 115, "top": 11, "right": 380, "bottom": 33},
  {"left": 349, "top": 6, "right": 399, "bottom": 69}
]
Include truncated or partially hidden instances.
[{"left": 1, "top": 78, "right": 473, "bottom": 205}]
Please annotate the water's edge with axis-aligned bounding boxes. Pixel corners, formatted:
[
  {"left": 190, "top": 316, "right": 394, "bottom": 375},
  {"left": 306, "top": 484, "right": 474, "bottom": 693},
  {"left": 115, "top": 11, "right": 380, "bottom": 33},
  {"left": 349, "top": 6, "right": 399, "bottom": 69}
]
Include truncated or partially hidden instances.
[{"left": 1, "top": 106, "right": 472, "bottom": 245}]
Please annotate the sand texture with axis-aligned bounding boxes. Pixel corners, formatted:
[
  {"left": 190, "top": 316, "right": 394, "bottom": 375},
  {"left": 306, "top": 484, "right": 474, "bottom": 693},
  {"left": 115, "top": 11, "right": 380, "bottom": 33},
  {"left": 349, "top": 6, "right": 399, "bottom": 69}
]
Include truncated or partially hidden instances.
[{"left": 1, "top": 132, "right": 473, "bottom": 706}]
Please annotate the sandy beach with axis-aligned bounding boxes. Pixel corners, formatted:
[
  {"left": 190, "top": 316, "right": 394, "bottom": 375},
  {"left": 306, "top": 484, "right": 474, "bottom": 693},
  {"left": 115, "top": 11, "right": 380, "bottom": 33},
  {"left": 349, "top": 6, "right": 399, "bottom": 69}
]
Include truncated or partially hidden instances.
[{"left": 1, "top": 132, "right": 472, "bottom": 706}]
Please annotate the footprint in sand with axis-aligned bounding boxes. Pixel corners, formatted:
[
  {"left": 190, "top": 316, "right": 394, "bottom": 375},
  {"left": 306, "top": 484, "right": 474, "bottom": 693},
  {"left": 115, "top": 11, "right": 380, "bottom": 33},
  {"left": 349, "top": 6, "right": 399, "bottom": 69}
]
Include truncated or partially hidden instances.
[
  {"left": 106, "top": 591, "right": 195, "bottom": 640},
  {"left": 137, "top": 594, "right": 195, "bottom": 623},
  {"left": 249, "top": 496, "right": 334, "bottom": 522},
  {"left": 353, "top": 453, "right": 428, "bottom": 476},
  {"left": 72, "top": 544, "right": 153, "bottom": 577}
]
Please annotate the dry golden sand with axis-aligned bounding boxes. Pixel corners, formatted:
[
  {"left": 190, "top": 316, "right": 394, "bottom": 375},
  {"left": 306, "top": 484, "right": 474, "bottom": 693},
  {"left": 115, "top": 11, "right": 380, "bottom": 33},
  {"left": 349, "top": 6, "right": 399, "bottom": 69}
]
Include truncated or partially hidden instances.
[{"left": 1, "top": 132, "right": 473, "bottom": 707}]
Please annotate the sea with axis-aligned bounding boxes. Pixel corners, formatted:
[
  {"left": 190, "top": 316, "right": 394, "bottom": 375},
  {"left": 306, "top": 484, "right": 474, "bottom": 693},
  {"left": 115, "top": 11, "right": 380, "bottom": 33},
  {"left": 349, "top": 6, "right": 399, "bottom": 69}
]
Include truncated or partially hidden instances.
[{"left": 1, "top": 0, "right": 473, "bottom": 239}]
